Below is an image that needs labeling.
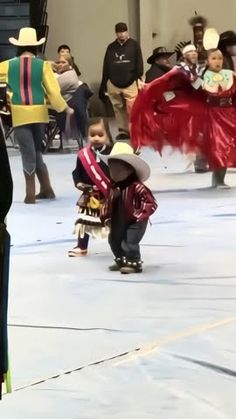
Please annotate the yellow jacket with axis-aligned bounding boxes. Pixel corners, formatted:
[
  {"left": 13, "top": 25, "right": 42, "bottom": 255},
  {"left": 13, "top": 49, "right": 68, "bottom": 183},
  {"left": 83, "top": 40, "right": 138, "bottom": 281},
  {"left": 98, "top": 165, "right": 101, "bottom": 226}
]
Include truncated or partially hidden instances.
[{"left": 0, "top": 56, "right": 67, "bottom": 127}]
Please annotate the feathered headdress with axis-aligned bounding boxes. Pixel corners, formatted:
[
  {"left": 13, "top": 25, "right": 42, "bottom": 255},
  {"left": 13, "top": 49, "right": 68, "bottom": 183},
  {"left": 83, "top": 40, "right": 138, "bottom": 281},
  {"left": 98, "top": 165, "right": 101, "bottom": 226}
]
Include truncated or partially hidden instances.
[
  {"left": 174, "top": 41, "right": 191, "bottom": 60},
  {"left": 189, "top": 14, "right": 208, "bottom": 28}
]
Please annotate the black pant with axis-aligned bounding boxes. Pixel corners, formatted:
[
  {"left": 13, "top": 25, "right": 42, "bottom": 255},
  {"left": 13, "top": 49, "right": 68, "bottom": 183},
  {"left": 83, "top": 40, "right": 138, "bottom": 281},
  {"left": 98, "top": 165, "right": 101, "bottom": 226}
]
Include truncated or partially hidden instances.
[
  {"left": 0, "top": 123, "right": 13, "bottom": 222},
  {"left": 77, "top": 233, "right": 89, "bottom": 250},
  {"left": 109, "top": 220, "right": 148, "bottom": 262}
]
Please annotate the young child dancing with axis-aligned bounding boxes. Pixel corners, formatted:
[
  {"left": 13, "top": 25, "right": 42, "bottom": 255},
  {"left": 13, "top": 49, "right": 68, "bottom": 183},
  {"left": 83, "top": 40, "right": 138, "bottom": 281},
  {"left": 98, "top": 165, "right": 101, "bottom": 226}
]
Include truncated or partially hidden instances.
[
  {"left": 68, "top": 118, "right": 113, "bottom": 257},
  {"left": 101, "top": 142, "right": 157, "bottom": 274}
]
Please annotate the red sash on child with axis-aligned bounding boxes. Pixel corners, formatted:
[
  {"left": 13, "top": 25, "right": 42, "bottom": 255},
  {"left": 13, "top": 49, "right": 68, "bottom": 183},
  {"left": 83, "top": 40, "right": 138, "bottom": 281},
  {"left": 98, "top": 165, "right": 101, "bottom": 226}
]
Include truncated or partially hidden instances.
[{"left": 78, "top": 146, "right": 110, "bottom": 197}]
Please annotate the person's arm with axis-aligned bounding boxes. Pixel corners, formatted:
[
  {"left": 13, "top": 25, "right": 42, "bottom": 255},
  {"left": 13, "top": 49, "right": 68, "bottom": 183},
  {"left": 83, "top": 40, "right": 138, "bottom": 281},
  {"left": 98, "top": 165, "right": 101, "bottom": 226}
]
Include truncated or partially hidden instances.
[
  {"left": 42, "top": 61, "right": 69, "bottom": 113},
  {"left": 136, "top": 42, "right": 144, "bottom": 80},
  {"left": 99, "top": 46, "right": 110, "bottom": 100},
  {"left": 133, "top": 184, "right": 157, "bottom": 222},
  {"left": 72, "top": 157, "right": 92, "bottom": 190},
  {"left": 72, "top": 157, "right": 83, "bottom": 186},
  {"left": 0, "top": 61, "right": 8, "bottom": 84},
  {"left": 57, "top": 70, "right": 79, "bottom": 97},
  {"left": 145, "top": 69, "right": 153, "bottom": 84},
  {"left": 71, "top": 59, "right": 81, "bottom": 77}
]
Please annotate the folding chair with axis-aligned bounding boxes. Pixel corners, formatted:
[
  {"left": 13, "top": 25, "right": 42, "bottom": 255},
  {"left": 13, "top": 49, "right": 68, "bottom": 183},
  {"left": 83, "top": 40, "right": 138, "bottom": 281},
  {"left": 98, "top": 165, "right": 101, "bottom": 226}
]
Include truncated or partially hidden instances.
[{"left": 42, "top": 110, "right": 83, "bottom": 153}]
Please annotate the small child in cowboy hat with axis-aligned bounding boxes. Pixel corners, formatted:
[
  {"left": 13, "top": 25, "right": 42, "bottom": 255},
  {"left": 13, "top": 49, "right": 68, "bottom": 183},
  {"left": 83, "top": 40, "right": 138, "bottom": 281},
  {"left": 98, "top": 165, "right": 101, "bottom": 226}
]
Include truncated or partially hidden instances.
[{"left": 101, "top": 143, "right": 157, "bottom": 274}]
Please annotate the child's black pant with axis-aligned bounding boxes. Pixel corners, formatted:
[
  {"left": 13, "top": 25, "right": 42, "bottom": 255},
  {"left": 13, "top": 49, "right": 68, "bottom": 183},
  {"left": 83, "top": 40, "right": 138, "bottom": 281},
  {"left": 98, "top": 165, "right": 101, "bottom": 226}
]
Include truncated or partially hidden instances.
[
  {"left": 77, "top": 233, "right": 89, "bottom": 250},
  {"left": 109, "top": 220, "right": 148, "bottom": 262}
]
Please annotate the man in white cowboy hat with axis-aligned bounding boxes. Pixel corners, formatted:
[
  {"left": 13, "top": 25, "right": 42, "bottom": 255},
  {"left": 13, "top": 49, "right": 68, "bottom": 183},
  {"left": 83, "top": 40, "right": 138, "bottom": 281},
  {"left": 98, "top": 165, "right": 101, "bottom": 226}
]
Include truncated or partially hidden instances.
[
  {"left": 100, "top": 142, "right": 157, "bottom": 274},
  {"left": 0, "top": 27, "right": 73, "bottom": 204}
]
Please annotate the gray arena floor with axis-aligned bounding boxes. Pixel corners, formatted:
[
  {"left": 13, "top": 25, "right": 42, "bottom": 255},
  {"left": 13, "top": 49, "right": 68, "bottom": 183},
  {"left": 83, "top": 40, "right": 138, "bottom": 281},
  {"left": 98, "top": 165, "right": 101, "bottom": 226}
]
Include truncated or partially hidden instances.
[{"left": 1, "top": 146, "right": 236, "bottom": 418}]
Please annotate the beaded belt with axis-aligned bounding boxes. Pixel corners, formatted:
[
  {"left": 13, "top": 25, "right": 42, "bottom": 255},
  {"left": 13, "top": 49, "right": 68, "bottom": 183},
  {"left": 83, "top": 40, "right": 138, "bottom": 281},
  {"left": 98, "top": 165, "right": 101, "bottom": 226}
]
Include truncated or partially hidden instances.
[{"left": 207, "top": 96, "right": 233, "bottom": 107}]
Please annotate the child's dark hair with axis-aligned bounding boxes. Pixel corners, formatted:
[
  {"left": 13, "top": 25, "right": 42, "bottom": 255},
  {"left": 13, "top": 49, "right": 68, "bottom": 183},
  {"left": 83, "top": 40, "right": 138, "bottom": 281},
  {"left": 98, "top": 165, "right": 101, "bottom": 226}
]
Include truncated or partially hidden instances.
[
  {"left": 57, "top": 44, "right": 71, "bottom": 54},
  {"left": 88, "top": 117, "right": 113, "bottom": 144}
]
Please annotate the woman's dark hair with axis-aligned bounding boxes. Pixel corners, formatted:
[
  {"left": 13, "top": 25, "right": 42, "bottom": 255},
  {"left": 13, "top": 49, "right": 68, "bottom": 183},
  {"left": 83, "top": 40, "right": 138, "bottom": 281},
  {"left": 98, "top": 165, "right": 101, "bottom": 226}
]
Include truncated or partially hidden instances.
[
  {"left": 16, "top": 46, "right": 38, "bottom": 56},
  {"left": 57, "top": 44, "right": 71, "bottom": 54},
  {"left": 88, "top": 117, "right": 113, "bottom": 144},
  {"left": 202, "top": 65, "right": 208, "bottom": 77}
]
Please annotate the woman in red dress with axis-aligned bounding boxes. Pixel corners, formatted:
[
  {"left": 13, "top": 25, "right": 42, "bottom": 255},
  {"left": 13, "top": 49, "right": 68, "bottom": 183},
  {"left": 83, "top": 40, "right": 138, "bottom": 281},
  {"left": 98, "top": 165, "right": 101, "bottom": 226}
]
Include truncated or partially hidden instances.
[{"left": 131, "top": 36, "right": 236, "bottom": 188}]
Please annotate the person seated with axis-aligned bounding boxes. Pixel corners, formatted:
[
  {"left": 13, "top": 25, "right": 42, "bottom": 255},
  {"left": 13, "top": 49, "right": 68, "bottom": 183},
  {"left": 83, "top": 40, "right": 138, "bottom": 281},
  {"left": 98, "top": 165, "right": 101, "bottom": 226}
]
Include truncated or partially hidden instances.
[
  {"left": 55, "top": 56, "right": 93, "bottom": 141},
  {"left": 57, "top": 44, "right": 81, "bottom": 76},
  {"left": 56, "top": 56, "right": 81, "bottom": 102}
]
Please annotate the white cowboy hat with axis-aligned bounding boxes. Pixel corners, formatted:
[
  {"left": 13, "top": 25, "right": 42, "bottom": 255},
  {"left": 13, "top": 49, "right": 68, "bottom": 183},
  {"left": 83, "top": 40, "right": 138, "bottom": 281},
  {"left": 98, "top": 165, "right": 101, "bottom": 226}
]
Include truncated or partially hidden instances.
[
  {"left": 9, "top": 27, "right": 45, "bottom": 46},
  {"left": 182, "top": 44, "right": 197, "bottom": 55},
  {"left": 203, "top": 28, "right": 220, "bottom": 50},
  {"left": 100, "top": 142, "right": 151, "bottom": 182}
]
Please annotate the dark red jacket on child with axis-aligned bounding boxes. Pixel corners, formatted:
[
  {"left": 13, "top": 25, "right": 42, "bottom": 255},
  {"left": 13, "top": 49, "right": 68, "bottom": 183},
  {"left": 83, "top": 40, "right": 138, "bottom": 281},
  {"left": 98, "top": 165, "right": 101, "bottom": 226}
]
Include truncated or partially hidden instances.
[{"left": 101, "top": 179, "right": 157, "bottom": 225}]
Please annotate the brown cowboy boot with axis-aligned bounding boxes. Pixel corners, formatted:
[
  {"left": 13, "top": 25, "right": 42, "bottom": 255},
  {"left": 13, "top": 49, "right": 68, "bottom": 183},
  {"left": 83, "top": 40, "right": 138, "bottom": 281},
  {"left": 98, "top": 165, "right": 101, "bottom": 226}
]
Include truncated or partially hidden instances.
[
  {"left": 35, "top": 168, "right": 56, "bottom": 199},
  {"left": 24, "top": 172, "right": 36, "bottom": 204}
]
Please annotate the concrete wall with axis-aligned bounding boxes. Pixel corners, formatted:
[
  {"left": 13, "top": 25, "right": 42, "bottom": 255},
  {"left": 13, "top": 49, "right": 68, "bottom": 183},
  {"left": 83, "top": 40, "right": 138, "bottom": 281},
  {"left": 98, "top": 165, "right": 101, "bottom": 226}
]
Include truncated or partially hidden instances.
[
  {"left": 46, "top": 0, "right": 131, "bottom": 89},
  {"left": 140, "top": 0, "right": 236, "bottom": 70},
  {"left": 47, "top": 0, "right": 236, "bottom": 83}
]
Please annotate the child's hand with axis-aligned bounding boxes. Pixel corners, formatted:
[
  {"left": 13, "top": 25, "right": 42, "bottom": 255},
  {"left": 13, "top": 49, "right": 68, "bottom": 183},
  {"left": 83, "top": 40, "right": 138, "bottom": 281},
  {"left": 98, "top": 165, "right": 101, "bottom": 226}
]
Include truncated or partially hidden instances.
[
  {"left": 104, "top": 218, "right": 111, "bottom": 228},
  {"left": 76, "top": 183, "right": 92, "bottom": 192},
  {"left": 66, "top": 106, "right": 74, "bottom": 115},
  {"left": 76, "top": 182, "right": 84, "bottom": 190},
  {"left": 137, "top": 79, "right": 146, "bottom": 90}
]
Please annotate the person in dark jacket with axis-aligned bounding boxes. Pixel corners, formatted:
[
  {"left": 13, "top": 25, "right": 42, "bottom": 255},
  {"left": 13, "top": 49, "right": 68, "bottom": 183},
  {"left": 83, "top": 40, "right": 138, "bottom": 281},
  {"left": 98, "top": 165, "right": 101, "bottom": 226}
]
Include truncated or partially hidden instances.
[
  {"left": 0, "top": 119, "right": 12, "bottom": 398},
  {"left": 218, "top": 31, "right": 236, "bottom": 71},
  {"left": 101, "top": 142, "right": 157, "bottom": 274},
  {"left": 0, "top": 121, "right": 12, "bottom": 227},
  {"left": 99, "top": 22, "right": 143, "bottom": 140},
  {"left": 145, "top": 47, "right": 174, "bottom": 83}
]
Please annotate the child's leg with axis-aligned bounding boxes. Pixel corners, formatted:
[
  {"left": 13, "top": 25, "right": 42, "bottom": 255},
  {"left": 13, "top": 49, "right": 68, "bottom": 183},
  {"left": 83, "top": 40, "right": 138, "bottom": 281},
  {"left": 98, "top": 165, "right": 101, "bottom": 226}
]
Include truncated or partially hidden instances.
[
  {"left": 108, "top": 224, "right": 126, "bottom": 270},
  {"left": 78, "top": 233, "right": 89, "bottom": 250},
  {"left": 121, "top": 221, "right": 148, "bottom": 273},
  {"left": 68, "top": 233, "right": 89, "bottom": 257}
]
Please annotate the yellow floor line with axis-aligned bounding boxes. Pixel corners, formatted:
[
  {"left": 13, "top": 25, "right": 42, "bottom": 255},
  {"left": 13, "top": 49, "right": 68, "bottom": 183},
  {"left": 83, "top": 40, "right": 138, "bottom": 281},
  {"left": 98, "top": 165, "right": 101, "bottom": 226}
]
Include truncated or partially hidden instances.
[{"left": 115, "top": 315, "right": 236, "bottom": 365}]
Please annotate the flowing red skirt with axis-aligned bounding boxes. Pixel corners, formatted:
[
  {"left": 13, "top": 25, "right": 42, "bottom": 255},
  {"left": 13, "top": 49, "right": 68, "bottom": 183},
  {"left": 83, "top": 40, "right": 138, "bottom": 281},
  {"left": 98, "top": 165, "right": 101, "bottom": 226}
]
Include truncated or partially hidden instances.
[{"left": 131, "top": 71, "right": 236, "bottom": 169}]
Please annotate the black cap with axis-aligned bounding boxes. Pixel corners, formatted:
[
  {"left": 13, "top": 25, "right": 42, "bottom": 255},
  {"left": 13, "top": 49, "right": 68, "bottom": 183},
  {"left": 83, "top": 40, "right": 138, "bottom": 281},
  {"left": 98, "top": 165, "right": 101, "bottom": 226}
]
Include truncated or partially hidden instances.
[{"left": 115, "top": 22, "right": 128, "bottom": 33}]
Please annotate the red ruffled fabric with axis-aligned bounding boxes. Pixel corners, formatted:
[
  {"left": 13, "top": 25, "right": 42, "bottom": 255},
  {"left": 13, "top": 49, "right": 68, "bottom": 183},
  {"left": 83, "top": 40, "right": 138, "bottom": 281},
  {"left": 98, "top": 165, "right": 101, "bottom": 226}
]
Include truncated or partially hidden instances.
[
  {"left": 203, "top": 82, "right": 236, "bottom": 169},
  {"left": 131, "top": 69, "right": 236, "bottom": 169}
]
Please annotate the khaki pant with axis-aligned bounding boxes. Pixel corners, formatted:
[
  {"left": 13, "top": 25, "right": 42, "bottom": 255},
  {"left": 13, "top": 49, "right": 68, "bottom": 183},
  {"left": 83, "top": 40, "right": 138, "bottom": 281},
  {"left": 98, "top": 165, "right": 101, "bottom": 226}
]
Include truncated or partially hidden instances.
[{"left": 107, "top": 80, "right": 138, "bottom": 133}]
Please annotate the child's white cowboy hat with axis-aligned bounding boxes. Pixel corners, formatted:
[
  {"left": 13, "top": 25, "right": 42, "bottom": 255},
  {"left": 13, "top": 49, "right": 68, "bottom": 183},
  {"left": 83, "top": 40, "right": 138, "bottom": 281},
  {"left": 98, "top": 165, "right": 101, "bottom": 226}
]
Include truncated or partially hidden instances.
[
  {"left": 9, "top": 27, "right": 45, "bottom": 47},
  {"left": 101, "top": 142, "right": 150, "bottom": 182}
]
